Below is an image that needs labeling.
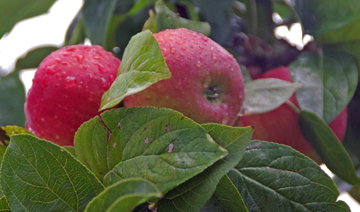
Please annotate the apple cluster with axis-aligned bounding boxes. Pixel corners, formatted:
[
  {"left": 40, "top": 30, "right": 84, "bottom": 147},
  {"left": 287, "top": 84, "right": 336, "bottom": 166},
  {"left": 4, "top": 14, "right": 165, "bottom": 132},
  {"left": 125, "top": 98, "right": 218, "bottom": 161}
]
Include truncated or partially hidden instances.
[{"left": 24, "top": 28, "right": 347, "bottom": 163}]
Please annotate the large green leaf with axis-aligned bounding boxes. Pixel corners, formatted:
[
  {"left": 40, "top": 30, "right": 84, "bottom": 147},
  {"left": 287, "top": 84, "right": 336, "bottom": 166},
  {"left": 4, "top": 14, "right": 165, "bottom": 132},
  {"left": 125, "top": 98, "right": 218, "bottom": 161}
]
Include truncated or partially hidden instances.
[
  {"left": 75, "top": 107, "right": 227, "bottom": 195},
  {"left": 142, "top": 0, "right": 211, "bottom": 36},
  {"left": 230, "top": 140, "right": 350, "bottom": 211},
  {"left": 157, "top": 124, "right": 253, "bottom": 212},
  {"left": 85, "top": 178, "right": 162, "bottom": 212},
  {"left": 289, "top": 51, "right": 357, "bottom": 123},
  {"left": 0, "top": 0, "right": 56, "bottom": 38},
  {"left": 82, "top": 0, "right": 118, "bottom": 46},
  {"left": 199, "top": 174, "right": 248, "bottom": 212},
  {"left": 242, "top": 78, "right": 300, "bottom": 115},
  {"left": 299, "top": 111, "right": 360, "bottom": 186},
  {"left": 100, "top": 30, "right": 171, "bottom": 110},
  {"left": 1, "top": 134, "right": 104, "bottom": 212},
  {"left": 0, "top": 71, "right": 26, "bottom": 127},
  {"left": 294, "top": 0, "right": 360, "bottom": 41}
]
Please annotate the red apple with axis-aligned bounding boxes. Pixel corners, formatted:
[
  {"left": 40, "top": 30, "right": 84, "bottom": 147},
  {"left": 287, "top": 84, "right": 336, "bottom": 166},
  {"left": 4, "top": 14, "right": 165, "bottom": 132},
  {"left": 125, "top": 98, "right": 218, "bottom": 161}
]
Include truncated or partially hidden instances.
[
  {"left": 123, "top": 28, "right": 245, "bottom": 125},
  {"left": 24, "top": 45, "right": 121, "bottom": 146},
  {"left": 238, "top": 66, "right": 348, "bottom": 162}
]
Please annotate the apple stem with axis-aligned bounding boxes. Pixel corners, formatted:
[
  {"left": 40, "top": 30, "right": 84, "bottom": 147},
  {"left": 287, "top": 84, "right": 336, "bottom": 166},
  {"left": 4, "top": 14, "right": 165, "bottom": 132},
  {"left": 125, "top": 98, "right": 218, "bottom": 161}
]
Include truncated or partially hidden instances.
[{"left": 285, "top": 100, "right": 300, "bottom": 114}]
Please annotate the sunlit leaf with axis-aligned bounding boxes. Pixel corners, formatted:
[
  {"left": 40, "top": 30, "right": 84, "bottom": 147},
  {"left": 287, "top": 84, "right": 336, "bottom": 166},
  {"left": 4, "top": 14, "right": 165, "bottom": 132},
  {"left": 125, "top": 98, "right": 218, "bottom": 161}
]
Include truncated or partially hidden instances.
[{"left": 100, "top": 30, "right": 171, "bottom": 110}]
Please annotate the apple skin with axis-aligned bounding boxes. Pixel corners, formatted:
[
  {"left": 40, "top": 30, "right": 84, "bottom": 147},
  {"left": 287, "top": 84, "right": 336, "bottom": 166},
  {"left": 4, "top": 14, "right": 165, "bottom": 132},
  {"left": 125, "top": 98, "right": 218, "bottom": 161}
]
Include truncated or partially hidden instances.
[
  {"left": 238, "top": 66, "right": 348, "bottom": 162},
  {"left": 24, "top": 45, "right": 121, "bottom": 146},
  {"left": 124, "top": 28, "right": 245, "bottom": 125}
]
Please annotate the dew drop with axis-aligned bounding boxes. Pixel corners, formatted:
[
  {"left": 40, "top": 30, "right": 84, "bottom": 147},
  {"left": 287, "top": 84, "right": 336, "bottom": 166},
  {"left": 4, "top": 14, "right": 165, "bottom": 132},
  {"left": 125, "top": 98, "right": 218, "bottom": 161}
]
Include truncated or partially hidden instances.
[
  {"left": 61, "top": 61, "right": 69, "bottom": 66},
  {"left": 100, "top": 77, "right": 108, "bottom": 88},
  {"left": 76, "top": 55, "right": 84, "bottom": 63},
  {"left": 212, "top": 54, "right": 217, "bottom": 60},
  {"left": 202, "top": 36, "right": 209, "bottom": 42},
  {"left": 93, "top": 54, "right": 101, "bottom": 60},
  {"left": 195, "top": 61, "right": 202, "bottom": 68},
  {"left": 81, "top": 64, "right": 89, "bottom": 70},
  {"left": 46, "top": 66, "right": 56, "bottom": 75},
  {"left": 176, "top": 40, "right": 185, "bottom": 45},
  {"left": 97, "top": 63, "right": 108, "bottom": 73},
  {"left": 170, "top": 47, "right": 176, "bottom": 54},
  {"left": 200, "top": 56, "right": 204, "bottom": 61},
  {"left": 113, "top": 141, "right": 117, "bottom": 148},
  {"left": 221, "top": 55, "right": 227, "bottom": 61},
  {"left": 55, "top": 57, "right": 61, "bottom": 63},
  {"left": 199, "top": 45, "right": 204, "bottom": 50},
  {"left": 210, "top": 46, "right": 214, "bottom": 52},
  {"left": 181, "top": 46, "right": 187, "bottom": 51},
  {"left": 64, "top": 76, "right": 76, "bottom": 88},
  {"left": 144, "top": 137, "right": 149, "bottom": 144},
  {"left": 62, "top": 52, "right": 72, "bottom": 56}
]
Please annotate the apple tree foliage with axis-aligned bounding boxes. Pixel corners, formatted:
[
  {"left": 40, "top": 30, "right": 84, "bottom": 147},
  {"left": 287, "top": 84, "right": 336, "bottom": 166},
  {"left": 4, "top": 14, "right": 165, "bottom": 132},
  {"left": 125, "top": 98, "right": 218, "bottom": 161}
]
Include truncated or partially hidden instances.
[{"left": 1, "top": 0, "right": 360, "bottom": 211}]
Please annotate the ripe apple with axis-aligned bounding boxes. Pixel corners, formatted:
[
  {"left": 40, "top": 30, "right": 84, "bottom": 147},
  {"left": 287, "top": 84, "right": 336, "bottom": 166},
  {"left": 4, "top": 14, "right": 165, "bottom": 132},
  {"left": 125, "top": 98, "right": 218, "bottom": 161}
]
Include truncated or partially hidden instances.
[
  {"left": 238, "top": 66, "right": 348, "bottom": 162},
  {"left": 24, "top": 45, "right": 121, "bottom": 146},
  {"left": 123, "top": 28, "right": 245, "bottom": 125}
]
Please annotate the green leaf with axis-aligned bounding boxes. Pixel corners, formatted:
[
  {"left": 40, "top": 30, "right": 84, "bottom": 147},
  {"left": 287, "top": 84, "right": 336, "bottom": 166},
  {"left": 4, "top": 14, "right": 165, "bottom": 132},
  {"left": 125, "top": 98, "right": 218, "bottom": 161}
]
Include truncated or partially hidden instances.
[
  {"left": 294, "top": 0, "right": 360, "bottom": 40},
  {"left": 199, "top": 174, "right": 248, "bottom": 212},
  {"left": 0, "top": 0, "right": 56, "bottom": 37},
  {"left": 157, "top": 124, "right": 253, "bottom": 212},
  {"left": 299, "top": 111, "right": 360, "bottom": 186},
  {"left": 1, "top": 134, "right": 104, "bottom": 212},
  {"left": 242, "top": 78, "right": 300, "bottom": 115},
  {"left": 190, "top": 0, "right": 232, "bottom": 43},
  {"left": 16, "top": 46, "right": 59, "bottom": 70},
  {"left": 289, "top": 51, "right": 356, "bottom": 123},
  {"left": 318, "top": 15, "right": 360, "bottom": 44},
  {"left": 85, "top": 178, "right": 162, "bottom": 212},
  {"left": 100, "top": 30, "right": 171, "bottom": 110},
  {"left": 82, "top": 0, "right": 118, "bottom": 46},
  {"left": 230, "top": 140, "right": 350, "bottom": 211},
  {"left": 0, "top": 197, "right": 10, "bottom": 212},
  {"left": 63, "top": 146, "right": 77, "bottom": 157},
  {"left": 0, "top": 71, "right": 26, "bottom": 127},
  {"left": 100, "top": 107, "right": 228, "bottom": 194},
  {"left": 142, "top": 0, "right": 211, "bottom": 36}
]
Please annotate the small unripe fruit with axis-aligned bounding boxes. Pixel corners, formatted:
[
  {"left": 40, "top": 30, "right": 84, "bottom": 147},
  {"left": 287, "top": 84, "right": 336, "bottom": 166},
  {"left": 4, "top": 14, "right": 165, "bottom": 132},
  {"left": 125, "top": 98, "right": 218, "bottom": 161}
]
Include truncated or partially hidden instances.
[
  {"left": 124, "top": 28, "right": 245, "bottom": 126},
  {"left": 24, "top": 45, "right": 121, "bottom": 146}
]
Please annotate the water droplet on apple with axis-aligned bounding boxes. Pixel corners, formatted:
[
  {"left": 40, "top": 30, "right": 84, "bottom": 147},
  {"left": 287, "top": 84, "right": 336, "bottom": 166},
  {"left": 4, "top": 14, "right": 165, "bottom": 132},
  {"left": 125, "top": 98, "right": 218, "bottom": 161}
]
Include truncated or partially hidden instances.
[
  {"left": 93, "top": 54, "right": 101, "bottom": 60},
  {"left": 46, "top": 66, "right": 56, "bottom": 75},
  {"left": 202, "top": 36, "right": 209, "bottom": 42},
  {"left": 210, "top": 47, "right": 214, "bottom": 52},
  {"left": 199, "top": 45, "right": 204, "bottom": 50},
  {"left": 181, "top": 46, "right": 187, "bottom": 51},
  {"left": 212, "top": 54, "right": 217, "bottom": 60},
  {"left": 65, "top": 76, "right": 76, "bottom": 88},
  {"left": 81, "top": 64, "right": 89, "bottom": 70},
  {"left": 100, "top": 77, "right": 108, "bottom": 88},
  {"left": 55, "top": 57, "right": 61, "bottom": 63},
  {"left": 200, "top": 56, "right": 204, "bottom": 61},
  {"left": 76, "top": 54, "right": 84, "bottom": 64},
  {"left": 176, "top": 40, "right": 185, "bottom": 45},
  {"left": 170, "top": 47, "right": 176, "bottom": 54},
  {"left": 97, "top": 63, "right": 108, "bottom": 73},
  {"left": 195, "top": 61, "right": 202, "bottom": 68}
]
